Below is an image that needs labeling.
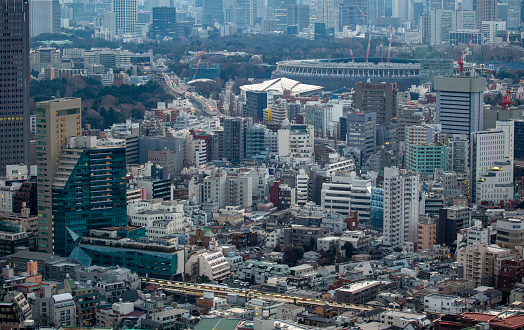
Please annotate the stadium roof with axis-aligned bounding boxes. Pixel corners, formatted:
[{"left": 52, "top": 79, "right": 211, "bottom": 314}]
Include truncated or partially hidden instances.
[{"left": 240, "top": 77, "right": 323, "bottom": 95}]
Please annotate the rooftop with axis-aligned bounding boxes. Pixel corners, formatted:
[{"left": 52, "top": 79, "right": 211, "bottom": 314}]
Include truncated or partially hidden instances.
[{"left": 240, "top": 78, "right": 323, "bottom": 95}]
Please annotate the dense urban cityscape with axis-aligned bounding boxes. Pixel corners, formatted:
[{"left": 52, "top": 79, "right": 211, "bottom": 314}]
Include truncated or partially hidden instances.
[{"left": 3, "top": 0, "right": 524, "bottom": 329}]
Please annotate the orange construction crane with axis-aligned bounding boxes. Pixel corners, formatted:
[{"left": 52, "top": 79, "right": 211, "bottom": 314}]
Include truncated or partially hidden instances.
[
  {"left": 192, "top": 49, "right": 205, "bottom": 80},
  {"left": 457, "top": 34, "right": 474, "bottom": 75},
  {"left": 349, "top": 45, "right": 355, "bottom": 62},
  {"left": 365, "top": 29, "right": 373, "bottom": 63},
  {"left": 387, "top": 26, "right": 393, "bottom": 63}
]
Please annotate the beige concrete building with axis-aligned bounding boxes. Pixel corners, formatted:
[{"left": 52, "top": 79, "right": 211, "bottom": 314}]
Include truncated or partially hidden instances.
[
  {"left": 36, "top": 98, "right": 82, "bottom": 253},
  {"left": 497, "top": 218, "right": 524, "bottom": 250},
  {"left": 417, "top": 218, "right": 437, "bottom": 252},
  {"left": 459, "top": 243, "right": 512, "bottom": 287}
]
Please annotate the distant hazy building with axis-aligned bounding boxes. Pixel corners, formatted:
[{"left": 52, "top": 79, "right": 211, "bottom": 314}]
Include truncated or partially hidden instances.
[
  {"left": 203, "top": 0, "right": 223, "bottom": 24},
  {"left": 287, "top": 5, "right": 309, "bottom": 32},
  {"left": 112, "top": 0, "right": 137, "bottom": 36},
  {"left": 150, "top": 7, "right": 177, "bottom": 38},
  {"left": 30, "top": 0, "right": 60, "bottom": 37}
]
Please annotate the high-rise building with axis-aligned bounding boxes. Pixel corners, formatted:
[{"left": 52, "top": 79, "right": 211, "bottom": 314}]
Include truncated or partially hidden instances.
[
  {"left": 316, "top": 0, "right": 339, "bottom": 31},
  {"left": 246, "top": 91, "right": 267, "bottom": 122},
  {"left": 305, "top": 104, "right": 343, "bottom": 138},
  {"left": 506, "top": 0, "right": 521, "bottom": 29},
  {"left": 235, "top": 0, "right": 257, "bottom": 28},
  {"left": 339, "top": 0, "right": 367, "bottom": 30},
  {"left": 409, "top": 144, "right": 448, "bottom": 175},
  {"left": 203, "top": 0, "right": 223, "bottom": 24},
  {"left": 437, "top": 206, "right": 471, "bottom": 246},
  {"left": 36, "top": 98, "right": 82, "bottom": 253},
  {"left": 112, "top": 0, "right": 137, "bottom": 36},
  {"left": 477, "top": 0, "right": 497, "bottom": 28},
  {"left": 246, "top": 124, "right": 267, "bottom": 159},
  {"left": 448, "top": 134, "right": 469, "bottom": 174},
  {"left": 383, "top": 167, "right": 419, "bottom": 247},
  {"left": 287, "top": 4, "right": 309, "bottom": 32},
  {"left": 150, "top": 7, "right": 177, "bottom": 38},
  {"left": 470, "top": 121, "right": 514, "bottom": 203},
  {"left": 435, "top": 76, "right": 486, "bottom": 138},
  {"left": 223, "top": 117, "right": 252, "bottom": 164},
  {"left": 0, "top": 0, "right": 30, "bottom": 175},
  {"left": 29, "top": 0, "right": 60, "bottom": 37},
  {"left": 346, "top": 112, "right": 376, "bottom": 167},
  {"left": 268, "top": 0, "right": 295, "bottom": 31},
  {"left": 36, "top": 99, "right": 127, "bottom": 256},
  {"left": 353, "top": 82, "right": 398, "bottom": 125}
]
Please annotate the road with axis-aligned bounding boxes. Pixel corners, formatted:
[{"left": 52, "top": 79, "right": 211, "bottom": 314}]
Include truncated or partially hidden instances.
[
  {"left": 142, "top": 278, "right": 374, "bottom": 312},
  {"left": 161, "top": 73, "right": 221, "bottom": 117}
]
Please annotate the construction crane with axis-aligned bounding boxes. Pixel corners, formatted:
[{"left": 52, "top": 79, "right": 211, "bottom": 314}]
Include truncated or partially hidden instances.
[
  {"left": 357, "top": 6, "right": 366, "bottom": 24},
  {"left": 502, "top": 90, "right": 513, "bottom": 110},
  {"left": 365, "top": 29, "right": 373, "bottom": 63},
  {"left": 348, "top": 45, "right": 355, "bottom": 62},
  {"left": 386, "top": 26, "right": 394, "bottom": 63},
  {"left": 457, "top": 34, "right": 475, "bottom": 75},
  {"left": 192, "top": 49, "right": 205, "bottom": 80},
  {"left": 488, "top": 69, "right": 513, "bottom": 109}
]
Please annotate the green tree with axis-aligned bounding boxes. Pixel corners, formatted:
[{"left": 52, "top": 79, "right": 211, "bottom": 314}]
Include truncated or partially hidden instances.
[
  {"left": 283, "top": 246, "right": 305, "bottom": 266},
  {"left": 341, "top": 242, "right": 354, "bottom": 260}
]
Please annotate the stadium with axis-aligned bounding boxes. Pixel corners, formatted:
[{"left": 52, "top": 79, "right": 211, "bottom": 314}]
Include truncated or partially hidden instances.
[{"left": 271, "top": 58, "right": 421, "bottom": 91}]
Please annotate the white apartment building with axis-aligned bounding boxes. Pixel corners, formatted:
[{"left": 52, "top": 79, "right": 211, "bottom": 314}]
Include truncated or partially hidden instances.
[
  {"left": 296, "top": 169, "right": 309, "bottom": 206},
  {"left": 278, "top": 125, "right": 314, "bottom": 166},
  {"left": 185, "top": 135, "right": 207, "bottom": 167},
  {"left": 321, "top": 175, "right": 352, "bottom": 216},
  {"left": 482, "top": 20, "right": 506, "bottom": 44},
  {"left": 470, "top": 121, "right": 514, "bottom": 203},
  {"left": 424, "top": 294, "right": 467, "bottom": 315},
  {"left": 186, "top": 247, "right": 230, "bottom": 282},
  {"left": 129, "top": 209, "right": 186, "bottom": 238},
  {"left": 383, "top": 167, "right": 420, "bottom": 247},
  {"left": 380, "top": 311, "right": 430, "bottom": 328}
]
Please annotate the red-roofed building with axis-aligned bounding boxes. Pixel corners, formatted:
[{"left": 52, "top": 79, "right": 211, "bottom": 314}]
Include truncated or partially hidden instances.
[{"left": 490, "top": 314, "right": 524, "bottom": 329}]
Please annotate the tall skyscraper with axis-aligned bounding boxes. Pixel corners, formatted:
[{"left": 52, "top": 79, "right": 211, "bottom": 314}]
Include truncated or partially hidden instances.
[
  {"left": 150, "top": 6, "right": 177, "bottom": 38},
  {"left": 203, "top": 0, "right": 223, "bottom": 24},
  {"left": 36, "top": 98, "right": 127, "bottom": 256},
  {"left": 0, "top": 0, "right": 30, "bottom": 175},
  {"left": 37, "top": 98, "right": 83, "bottom": 253},
  {"left": 316, "top": 0, "right": 339, "bottom": 31},
  {"left": 287, "top": 4, "right": 309, "bottom": 32},
  {"left": 477, "top": 0, "right": 497, "bottom": 28},
  {"left": 235, "top": 0, "right": 257, "bottom": 28},
  {"left": 346, "top": 112, "right": 377, "bottom": 167},
  {"left": 353, "top": 82, "right": 398, "bottom": 125},
  {"left": 339, "top": 0, "right": 367, "bottom": 30},
  {"left": 435, "top": 76, "right": 486, "bottom": 138},
  {"left": 112, "top": 0, "right": 137, "bottom": 36},
  {"left": 224, "top": 117, "right": 252, "bottom": 164},
  {"left": 383, "top": 167, "right": 419, "bottom": 247},
  {"left": 29, "top": 0, "right": 60, "bottom": 37},
  {"left": 470, "top": 121, "right": 514, "bottom": 204},
  {"left": 268, "top": 0, "right": 295, "bottom": 31}
]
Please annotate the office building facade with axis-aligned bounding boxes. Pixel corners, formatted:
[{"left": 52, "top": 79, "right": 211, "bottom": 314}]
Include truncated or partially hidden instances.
[
  {"left": 435, "top": 76, "right": 486, "bottom": 138},
  {"left": 29, "top": 0, "right": 60, "bottom": 37},
  {"left": 353, "top": 82, "right": 397, "bottom": 125},
  {"left": 0, "top": 0, "right": 30, "bottom": 175}
]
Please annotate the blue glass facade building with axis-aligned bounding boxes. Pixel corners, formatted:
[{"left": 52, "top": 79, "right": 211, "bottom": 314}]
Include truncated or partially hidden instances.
[
  {"left": 370, "top": 187, "right": 384, "bottom": 231},
  {"left": 52, "top": 146, "right": 127, "bottom": 256}
]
